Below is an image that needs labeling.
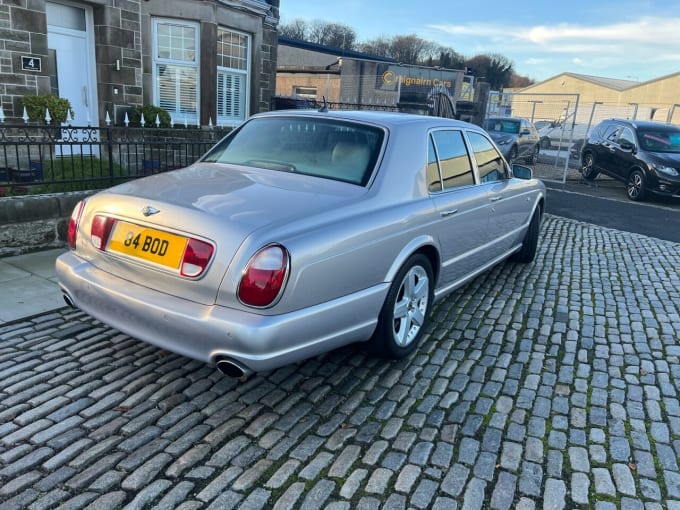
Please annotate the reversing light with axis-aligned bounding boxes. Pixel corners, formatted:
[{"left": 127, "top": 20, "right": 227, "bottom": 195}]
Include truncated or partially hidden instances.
[
  {"left": 67, "top": 200, "right": 85, "bottom": 250},
  {"left": 238, "top": 244, "right": 289, "bottom": 307},
  {"left": 90, "top": 215, "right": 115, "bottom": 250},
  {"left": 181, "top": 238, "right": 214, "bottom": 277}
]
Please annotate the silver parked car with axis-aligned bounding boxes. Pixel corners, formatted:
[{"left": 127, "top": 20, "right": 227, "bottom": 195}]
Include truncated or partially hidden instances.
[
  {"left": 483, "top": 116, "right": 541, "bottom": 165},
  {"left": 57, "top": 110, "right": 546, "bottom": 377}
]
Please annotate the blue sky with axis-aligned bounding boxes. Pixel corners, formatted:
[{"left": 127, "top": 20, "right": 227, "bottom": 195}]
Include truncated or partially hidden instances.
[{"left": 280, "top": 0, "right": 680, "bottom": 83}]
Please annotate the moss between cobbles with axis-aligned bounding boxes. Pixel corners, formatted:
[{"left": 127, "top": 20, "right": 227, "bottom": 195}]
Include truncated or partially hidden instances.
[{"left": 649, "top": 436, "right": 669, "bottom": 499}]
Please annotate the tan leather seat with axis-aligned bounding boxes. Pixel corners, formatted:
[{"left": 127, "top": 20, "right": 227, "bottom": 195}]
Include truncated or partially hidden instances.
[{"left": 331, "top": 141, "right": 370, "bottom": 183}]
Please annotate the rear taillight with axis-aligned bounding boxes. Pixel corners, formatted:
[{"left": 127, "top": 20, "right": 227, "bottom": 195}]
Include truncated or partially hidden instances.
[
  {"left": 181, "top": 238, "right": 214, "bottom": 277},
  {"left": 90, "top": 215, "right": 116, "bottom": 250},
  {"left": 67, "top": 200, "right": 85, "bottom": 250},
  {"left": 238, "top": 244, "right": 289, "bottom": 307}
]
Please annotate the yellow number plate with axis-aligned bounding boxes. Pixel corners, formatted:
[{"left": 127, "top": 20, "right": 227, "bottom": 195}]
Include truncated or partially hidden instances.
[{"left": 108, "top": 221, "right": 188, "bottom": 269}]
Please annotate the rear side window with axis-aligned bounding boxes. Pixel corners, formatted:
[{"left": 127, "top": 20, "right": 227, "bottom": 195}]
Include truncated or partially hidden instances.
[
  {"left": 427, "top": 136, "right": 442, "bottom": 192},
  {"left": 429, "top": 130, "right": 474, "bottom": 191},
  {"left": 466, "top": 131, "right": 507, "bottom": 183}
]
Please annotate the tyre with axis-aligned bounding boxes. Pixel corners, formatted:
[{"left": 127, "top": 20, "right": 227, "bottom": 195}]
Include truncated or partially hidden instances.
[
  {"left": 581, "top": 152, "right": 599, "bottom": 181},
  {"left": 626, "top": 169, "right": 647, "bottom": 201},
  {"left": 525, "top": 144, "right": 539, "bottom": 165},
  {"left": 369, "top": 254, "right": 434, "bottom": 359},
  {"left": 510, "top": 208, "right": 541, "bottom": 263},
  {"left": 507, "top": 146, "right": 518, "bottom": 166}
]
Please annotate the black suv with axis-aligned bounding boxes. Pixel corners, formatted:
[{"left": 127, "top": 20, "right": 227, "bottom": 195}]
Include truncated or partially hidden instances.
[{"left": 580, "top": 118, "right": 680, "bottom": 201}]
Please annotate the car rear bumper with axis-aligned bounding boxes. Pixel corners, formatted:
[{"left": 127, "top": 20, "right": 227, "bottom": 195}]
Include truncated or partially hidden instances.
[{"left": 56, "top": 251, "right": 388, "bottom": 374}]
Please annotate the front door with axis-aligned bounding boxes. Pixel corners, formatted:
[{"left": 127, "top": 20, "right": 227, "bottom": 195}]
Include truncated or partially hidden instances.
[{"left": 46, "top": 1, "right": 98, "bottom": 136}]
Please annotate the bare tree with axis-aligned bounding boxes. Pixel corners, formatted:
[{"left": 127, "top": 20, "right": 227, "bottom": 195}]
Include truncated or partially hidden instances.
[
  {"left": 279, "top": 18, "right": 308, "bottom": 40},
  {"left": 307, "top": 20, "right": 356, "bottom": 50},
  {"left": 390, "top": 34, "right": 435, "bottom": 65},
  {"left": 429, "top": 46, "right": 466, "bottom": 69},
  {"left": 507, "top": 72, "right": 534, "bottom": 88},
  {"left": 358, "top": 36, "right": 393, "bottom": 57}
]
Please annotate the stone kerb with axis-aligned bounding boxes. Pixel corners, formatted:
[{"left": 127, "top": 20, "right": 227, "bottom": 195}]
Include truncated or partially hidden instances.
[{"left": 0, "top": 191, "right": 94, "bottom": 256}]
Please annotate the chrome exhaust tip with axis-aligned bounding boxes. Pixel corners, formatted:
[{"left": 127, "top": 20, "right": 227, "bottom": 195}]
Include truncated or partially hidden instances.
[
  {"left": 215, "top": 357, "right": 253, "bottom": 378},
  {"left": 62, "top": 292, "right": 75, "bottom": 308}
]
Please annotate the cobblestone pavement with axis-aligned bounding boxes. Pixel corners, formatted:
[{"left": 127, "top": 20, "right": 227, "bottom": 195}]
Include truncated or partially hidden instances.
[{"left": 1, "top": 215, "right": 680, "bottom": 510}]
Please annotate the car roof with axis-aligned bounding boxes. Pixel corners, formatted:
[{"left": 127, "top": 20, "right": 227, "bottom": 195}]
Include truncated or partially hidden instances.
[
  {"left": 486, "top": 116, "right": 526, "bottom": 122},
  {"left": 252, "top": 109, "right": 482, "bottom": 131},
  {"left": 603, "top": 118, "right": 680, "bottom": 131}
]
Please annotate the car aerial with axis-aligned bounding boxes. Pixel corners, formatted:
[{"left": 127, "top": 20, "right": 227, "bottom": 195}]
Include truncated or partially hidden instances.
[
  {"left": 580, "top": 118, "right": 680, "bottom": 201},
  {"left": 56, "top": 110, "right": 546, "bottom": 378},
  {"left": 483, "top": 116, "right": 541, "bottom": 165}
]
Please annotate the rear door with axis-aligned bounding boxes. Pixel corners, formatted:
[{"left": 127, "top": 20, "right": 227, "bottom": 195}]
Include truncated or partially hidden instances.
[
  {"left": 595, "top": 123, "right": 623, "bottom": 176},
  {"left": 607, "top": 126, "right": 638, "bottom": 180},
  {"left": 427, "top": 129, "right": 490, "bottom": 287}
]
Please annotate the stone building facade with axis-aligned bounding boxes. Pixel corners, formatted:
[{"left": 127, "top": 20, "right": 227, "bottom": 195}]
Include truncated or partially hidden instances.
[{"left": 0, "top": 0, "right": 279, "bottom": 126}]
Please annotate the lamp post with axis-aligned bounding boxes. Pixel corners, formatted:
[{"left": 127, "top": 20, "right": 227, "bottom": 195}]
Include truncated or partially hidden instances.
[
  {"left": 528, "top": 100, "right": 542, "bottom": 123},
  {"left": 667, "top": 104, "right": 680, "bottom": 124}
]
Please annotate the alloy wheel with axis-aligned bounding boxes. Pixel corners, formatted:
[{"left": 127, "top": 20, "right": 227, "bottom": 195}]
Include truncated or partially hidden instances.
[{"left": 392, "top": 265, "right": 429, "bottom": 347}]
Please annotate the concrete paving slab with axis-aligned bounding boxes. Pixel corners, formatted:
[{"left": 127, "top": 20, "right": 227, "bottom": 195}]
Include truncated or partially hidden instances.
[
  {"left": 0, "top": 260, "right": 30, "bottom": 283},
  {"left": 0, "top": 248, "right": 65, "bottom": 324},
  {"left": 0, "top": 275, "right": 64, "bottom": 322},
  {"left": 3, "top": 248, "right": 66, "bottom": 279}
]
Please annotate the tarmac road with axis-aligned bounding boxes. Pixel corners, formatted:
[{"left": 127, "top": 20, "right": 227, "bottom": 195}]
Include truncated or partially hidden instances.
[{"left": 544, "top": 179, "right": 680, "bottom": 243}]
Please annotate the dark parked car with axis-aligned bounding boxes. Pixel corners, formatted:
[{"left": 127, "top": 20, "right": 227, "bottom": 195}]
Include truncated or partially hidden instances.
[
  {"left": 483, "top": 117, "right": 541, "bottom": 165},
  {"left": 580, "top": 118, "right": 680, "bottom": 201}
]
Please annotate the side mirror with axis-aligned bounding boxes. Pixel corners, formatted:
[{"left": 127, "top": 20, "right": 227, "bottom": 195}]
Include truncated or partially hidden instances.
[
  {"left": 512, "top": 164, "right": 533, "bottom": 180},
  {"left": 520, "top": 129, "right": 530, "bottom": 136},
  {"left": 620, "top": 141, "right": 635, "bottom": 152}
]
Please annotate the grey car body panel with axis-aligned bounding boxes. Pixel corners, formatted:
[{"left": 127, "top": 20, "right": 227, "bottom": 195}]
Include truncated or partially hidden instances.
[
  {"left": 485, "top": 116, "right": 540, "bottom": 161},
  {"left": 57, "top": 110, "right": 545, "bottom": 373}
]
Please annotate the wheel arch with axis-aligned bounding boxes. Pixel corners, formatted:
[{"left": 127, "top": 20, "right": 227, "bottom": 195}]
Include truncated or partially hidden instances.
[
  {"left": 384, "top": 236, "right": 441, "bottom": 287},
  {"left": 626, "top": 164, "right": 647, "bottom": 179}
]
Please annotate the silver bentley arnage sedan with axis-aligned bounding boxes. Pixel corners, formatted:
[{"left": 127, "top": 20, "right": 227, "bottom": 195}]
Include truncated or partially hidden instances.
[{"left": 56, "top": 110, "right": 546, "bottom": 377}]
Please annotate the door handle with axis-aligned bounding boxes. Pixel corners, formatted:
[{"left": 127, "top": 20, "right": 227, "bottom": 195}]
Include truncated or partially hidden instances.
[
  {"left": 490, "top": 196, "right": 502, "bottom": 202},
  {"left": 82, "top": 86, "right": 88, "bottom": 108},
  {"left": 440, "top": 209, "right": 458, "bottom": 217}
]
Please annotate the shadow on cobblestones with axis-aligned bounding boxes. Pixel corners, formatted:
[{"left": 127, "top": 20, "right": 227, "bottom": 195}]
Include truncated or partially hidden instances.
[{"left": 0, "top": 215, "right": 679, "bottom": 509}]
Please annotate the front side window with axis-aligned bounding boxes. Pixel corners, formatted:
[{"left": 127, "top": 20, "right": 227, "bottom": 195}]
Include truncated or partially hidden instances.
[
  {"left": 217, "top": 28, "right": 250, "bottom": 125},
  {"left": 467, "top": 131, "right": 507, "bottom": 183},
  {"left": 153, "top": 19, "right": 199, "bottom": 124},
  {"left": 618, "top": 127, "right": 635, "bottom": 146},
  {"left": 430, "top": 130, "right": 475, "bottom": 190},
  {"left": 607, "top": 127, "right": 622, "bottom": 144}
]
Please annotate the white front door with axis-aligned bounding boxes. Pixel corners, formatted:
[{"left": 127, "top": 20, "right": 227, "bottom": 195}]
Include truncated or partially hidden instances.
[{"left": 46, "top": 1, "right": 98, "bottom": 128}]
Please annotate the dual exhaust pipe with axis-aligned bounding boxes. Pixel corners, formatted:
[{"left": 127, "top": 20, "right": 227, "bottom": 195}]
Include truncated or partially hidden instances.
[{"left": 62, "top": 291, "right": 252, "bottom": 379}]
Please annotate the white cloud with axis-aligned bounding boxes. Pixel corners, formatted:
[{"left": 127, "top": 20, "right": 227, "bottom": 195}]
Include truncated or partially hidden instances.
[{"left": 428, "top": 16, "right": 680, "bottom": 80}]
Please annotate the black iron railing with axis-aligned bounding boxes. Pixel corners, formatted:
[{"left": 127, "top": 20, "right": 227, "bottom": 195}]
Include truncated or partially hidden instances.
[{"left": 0, "top": 123, "right": 232, "bottom": 196}]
